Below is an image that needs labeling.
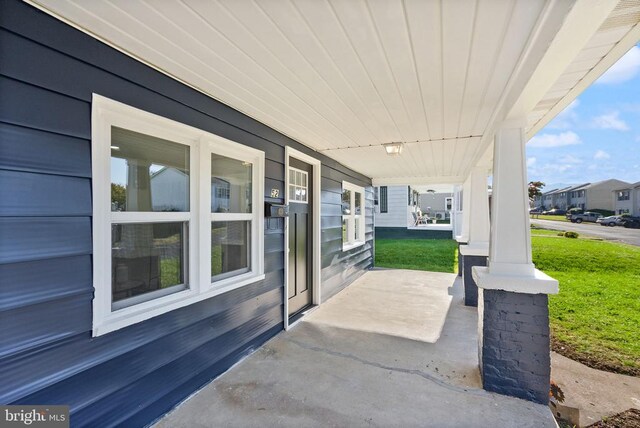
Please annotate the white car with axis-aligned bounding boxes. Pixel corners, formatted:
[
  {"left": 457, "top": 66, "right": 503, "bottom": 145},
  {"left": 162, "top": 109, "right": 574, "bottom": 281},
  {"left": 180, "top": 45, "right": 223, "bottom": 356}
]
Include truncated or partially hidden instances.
[{"left": 596, "top": 215, "right": 624, "bottom": 227}]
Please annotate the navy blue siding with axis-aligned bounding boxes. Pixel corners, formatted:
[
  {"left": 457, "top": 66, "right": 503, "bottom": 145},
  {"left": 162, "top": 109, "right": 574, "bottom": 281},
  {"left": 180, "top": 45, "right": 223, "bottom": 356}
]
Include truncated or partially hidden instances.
[{"left": 0, "top": 1, "right": 373, "bottom": 426}]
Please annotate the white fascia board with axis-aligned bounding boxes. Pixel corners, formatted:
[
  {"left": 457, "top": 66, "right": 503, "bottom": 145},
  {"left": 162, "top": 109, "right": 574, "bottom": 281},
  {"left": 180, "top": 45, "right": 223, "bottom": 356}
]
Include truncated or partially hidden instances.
[
  {"left": 472, "top": 266, "right": 559, "bottom": 295},
  {"left": 509, "top": 0, "right": 619, "bottom": 121},
  {"left": 467, "top": 0, "right": 576, "bottom": 175},
  {"left": 526, "top": 21, "right": 640, "bottom": 139}
]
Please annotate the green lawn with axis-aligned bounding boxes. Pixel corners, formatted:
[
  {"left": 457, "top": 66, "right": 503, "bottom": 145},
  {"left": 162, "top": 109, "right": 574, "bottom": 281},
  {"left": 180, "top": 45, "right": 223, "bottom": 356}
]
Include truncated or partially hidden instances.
[
  {"left": 532, "top": 234, "right": 640, "bottom": 375},
  {"left": 375, "top": 239, "right": 458, "bottom": 273},
  {"left": 375, "top": 234, "right": 640, "bottom": 375},
  {"left": 531, "top": 214, "right": 570, "bottom": 222}
]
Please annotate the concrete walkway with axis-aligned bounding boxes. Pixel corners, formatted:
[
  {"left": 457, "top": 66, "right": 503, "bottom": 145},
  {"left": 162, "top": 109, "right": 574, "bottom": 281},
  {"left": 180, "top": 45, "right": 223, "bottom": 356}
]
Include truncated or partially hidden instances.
[
  {"left": 154, "top": 270, "right": 556, "bottom": 428},
  {"left": 551, "top": 352, "right": 640, "bottom": 426}
]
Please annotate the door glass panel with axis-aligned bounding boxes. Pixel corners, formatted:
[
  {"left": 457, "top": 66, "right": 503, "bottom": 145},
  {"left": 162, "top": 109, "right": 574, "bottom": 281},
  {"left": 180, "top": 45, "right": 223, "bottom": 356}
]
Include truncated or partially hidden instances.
[
  {"left": 211, "top": 154, "right": 252, "bottom": 213},
  {"left": 111, "top": 127, "right": 190, "bottom": 212},
  {"left": 288, "top": 168, "right": 308, "bottom": 203}
]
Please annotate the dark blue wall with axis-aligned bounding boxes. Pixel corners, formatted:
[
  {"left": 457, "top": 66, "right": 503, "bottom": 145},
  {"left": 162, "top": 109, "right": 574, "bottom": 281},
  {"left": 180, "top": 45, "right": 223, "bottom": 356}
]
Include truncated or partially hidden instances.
[
  {"left": 375, "top": 227, "right": 452, "bottom": 240},
  {"left": 0, "top": 1, "right": 373, "bottom": 426}
]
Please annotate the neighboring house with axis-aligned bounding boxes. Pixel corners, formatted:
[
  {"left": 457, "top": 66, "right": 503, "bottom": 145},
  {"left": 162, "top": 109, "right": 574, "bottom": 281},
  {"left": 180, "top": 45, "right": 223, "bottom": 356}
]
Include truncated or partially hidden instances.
[
  {"left": 373, "top": 185, "right": 412, "bottom": 227},
  {"left": 536, "top": 180, "right": 630, "bottom": 212},
  {"left": 373, "top": 186, "right": 454, "bottom": 238},
  {"left": 613, "top": 182, "right": 640, "bottom": 215},
  {"left": 419, "top": 192, "right": 454, "bottom": 221},
  {"left": 580, "top": 179, "right": 631, "bottom": 212},
  {"left": 566, "top": 183, "right": 590, "bottom": 210},
  {"left": 149, "top": 167, "right": 245, "bottom": 213},
  {"left": 535, "top": 188, "right": 558, "bottom": 210},
  {"left": 149, "top": 167, "right": 189, "bottom": 212}
]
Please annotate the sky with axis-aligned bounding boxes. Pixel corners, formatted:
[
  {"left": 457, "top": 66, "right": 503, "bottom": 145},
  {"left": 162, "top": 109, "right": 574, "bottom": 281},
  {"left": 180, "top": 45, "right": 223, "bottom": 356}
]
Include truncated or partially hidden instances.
[{"left": 527, "top": 44, "right": 640, "bottom": 190}]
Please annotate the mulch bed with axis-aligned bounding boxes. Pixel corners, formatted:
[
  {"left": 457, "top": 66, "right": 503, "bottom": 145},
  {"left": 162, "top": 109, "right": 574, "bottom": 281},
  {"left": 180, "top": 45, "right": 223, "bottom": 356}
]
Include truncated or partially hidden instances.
[
  {"left": 587, "top": 409, "right": 640, "bottom": 428},
  {"left": 552, "top": 337, "right": 640, "bottom": 377}
]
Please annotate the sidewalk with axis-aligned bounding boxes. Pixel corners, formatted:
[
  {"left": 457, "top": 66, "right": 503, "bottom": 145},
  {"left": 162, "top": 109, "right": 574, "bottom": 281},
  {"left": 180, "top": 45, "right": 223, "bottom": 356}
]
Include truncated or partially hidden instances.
[{"left": 551, "top": 352, "right": 640, "bottom": 426}]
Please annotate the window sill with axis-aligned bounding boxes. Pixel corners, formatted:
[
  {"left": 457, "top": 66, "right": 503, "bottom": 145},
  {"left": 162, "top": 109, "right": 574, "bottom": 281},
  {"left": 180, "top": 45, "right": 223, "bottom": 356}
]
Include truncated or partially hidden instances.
[
  {"left": 342, "top": 241, "right": 365, "bottom": 252},
  {"left": 93, "top": 272, "right": 265, "bottom": 337}
]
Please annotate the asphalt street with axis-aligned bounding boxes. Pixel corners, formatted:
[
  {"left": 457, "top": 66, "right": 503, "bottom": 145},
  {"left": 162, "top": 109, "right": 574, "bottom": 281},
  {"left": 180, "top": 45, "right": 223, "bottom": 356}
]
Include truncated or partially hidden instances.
[{"left": 530, "top": 219, "right": 640, "bottom": 247}]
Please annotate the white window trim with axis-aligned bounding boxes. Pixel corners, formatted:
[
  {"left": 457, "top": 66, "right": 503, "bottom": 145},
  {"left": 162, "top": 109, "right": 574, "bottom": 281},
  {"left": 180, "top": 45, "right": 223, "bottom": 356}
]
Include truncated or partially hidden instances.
[
  {"left": 342, "top": 181, "right": 366, "bottom": 251},
  {"left": 283, "top": 147, "right": 322, "bottom": 330},
  {"left": 445, "top": 197, "right": 454, "bottom": 211},
  {"left": 91, "top": 94, "right": 264, "bottom": 337}
]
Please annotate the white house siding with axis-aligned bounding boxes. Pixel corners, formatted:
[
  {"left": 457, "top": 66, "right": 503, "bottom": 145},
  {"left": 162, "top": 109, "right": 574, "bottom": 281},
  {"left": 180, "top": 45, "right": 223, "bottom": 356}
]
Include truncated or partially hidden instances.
[
  {"left": 149, "top": 168, "right": 189, "bottom": 212},
  {"left": 374, "top": 185, "right": 410, "bottom": 227},
  {"left": 419, "top": 192, "right": 453, "bottom": 220},
  {"left": 613, "top": 183, "right": 640, "bottom": 216},
  {"left": 585, "top": 179, "right": 630, "bottom": 212}
]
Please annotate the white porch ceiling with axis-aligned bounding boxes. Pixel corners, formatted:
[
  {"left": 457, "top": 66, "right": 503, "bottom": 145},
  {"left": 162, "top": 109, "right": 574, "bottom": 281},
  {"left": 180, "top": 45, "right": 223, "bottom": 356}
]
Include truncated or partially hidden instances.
[{"left": 29, "top": 0, "right": 638, "bottom": 184}]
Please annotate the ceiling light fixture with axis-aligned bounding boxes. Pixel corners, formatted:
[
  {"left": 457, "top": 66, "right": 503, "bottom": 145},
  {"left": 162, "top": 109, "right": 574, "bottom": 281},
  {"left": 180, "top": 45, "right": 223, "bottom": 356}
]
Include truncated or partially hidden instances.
[{"left": 383, "top": 142, "right": 403, "bottom": 156}]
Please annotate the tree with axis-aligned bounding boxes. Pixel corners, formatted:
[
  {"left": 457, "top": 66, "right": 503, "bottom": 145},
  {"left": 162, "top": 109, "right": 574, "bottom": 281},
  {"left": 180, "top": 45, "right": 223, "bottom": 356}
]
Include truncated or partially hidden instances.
[
  {"left": 111, "top": 183, "right": 126, "bottom": 210},
  {"left": 528, "top": 181, "right": 545, "bottom": 200}
]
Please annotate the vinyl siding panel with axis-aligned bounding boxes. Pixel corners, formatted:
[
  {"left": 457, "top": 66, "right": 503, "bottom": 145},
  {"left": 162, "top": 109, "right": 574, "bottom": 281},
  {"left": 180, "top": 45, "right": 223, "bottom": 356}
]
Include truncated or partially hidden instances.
[
  {"left": 374, "top": 185, "right": 410, "bottom": 227},
  {"left": 0, "top": 2, "right": 372, "bottom": 426},
  {"left": 0, "top": 123, "right": 91, "bottom": 177}
]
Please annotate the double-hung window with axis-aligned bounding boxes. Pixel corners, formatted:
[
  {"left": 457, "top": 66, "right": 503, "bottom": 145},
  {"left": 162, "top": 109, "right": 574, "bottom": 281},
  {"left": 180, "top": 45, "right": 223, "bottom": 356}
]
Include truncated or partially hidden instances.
[
  {"left": 342, "top": 182, "right": 365, "bottom": 250},
  {"left": 92, "top": 95, "right": 264, "bottom": 336}
]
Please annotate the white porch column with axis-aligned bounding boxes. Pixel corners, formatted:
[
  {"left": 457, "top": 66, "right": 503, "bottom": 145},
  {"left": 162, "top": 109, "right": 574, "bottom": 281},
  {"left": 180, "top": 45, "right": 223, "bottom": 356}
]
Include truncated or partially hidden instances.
[
  {"left": 456, "top": 179, "right": 471, "bottom": 243},
  {"left": 459, "top": 166, "right": 490, "bottom": 306},
  {"left": 452, "top": 185, "right": 463, "bottom": 238},
  {"left": 472, "top": 121, "right": 558, "bottom": 404},
  {"left": 455, "top": 178, "right": 472, "bottom": 277}
]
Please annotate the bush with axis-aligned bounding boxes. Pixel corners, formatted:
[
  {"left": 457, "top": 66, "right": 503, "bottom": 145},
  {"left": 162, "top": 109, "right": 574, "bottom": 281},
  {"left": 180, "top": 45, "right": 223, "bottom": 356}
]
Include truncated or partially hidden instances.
[
  {"left": 564, "top": 231, "right": 579, "bottom": 239},
  {"left": 589, "top": 209, "right": 614, "bottom": 217},
  {"left": 557, "top": 232, "right": 565, "bottom": 237}
]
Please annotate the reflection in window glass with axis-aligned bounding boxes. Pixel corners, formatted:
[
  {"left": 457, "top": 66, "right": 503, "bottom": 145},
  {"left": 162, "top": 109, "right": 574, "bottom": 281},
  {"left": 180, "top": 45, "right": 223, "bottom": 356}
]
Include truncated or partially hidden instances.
[
  {"left": 288, "top": 168, "right": 308, "bottom": 203},
  {"left": 211, "top": 221, "right": 251, "bottom": 281},
  {"left": 111, "top": 127, "right": 189, "bottom": 212},
  {"left": 342, "top": 218, "right": 348, "bottom": 243},
  {"left": 355, "top": 192, "right": 362, "bottom": 215},
  {"left": 211, "top": 154, "right": 252, "bottom": 213},
  {"left": 111, "top": 222, "right": 187, "bottom": 309},
  {"left": 342, "top": 189, "right": 351, "bottom": 215}
]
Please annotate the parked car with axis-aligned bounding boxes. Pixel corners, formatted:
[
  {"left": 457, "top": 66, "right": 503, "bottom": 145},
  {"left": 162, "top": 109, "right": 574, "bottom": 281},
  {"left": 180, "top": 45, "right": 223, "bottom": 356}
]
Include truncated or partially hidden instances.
[
  {"left": 529, "top": 207, "right": 543, "bottom": 214},
  {"left": 596, "top": 215, "right": 624, "bottom": 227},
  {"left": 542, "top": 209, "right": 566, "bottom": 215},
  {"left": 570, "top": 212, "right": 602, "bottom": 223},
  {"left": 621, "top": 216, "right": 640, "bottom": 229}
]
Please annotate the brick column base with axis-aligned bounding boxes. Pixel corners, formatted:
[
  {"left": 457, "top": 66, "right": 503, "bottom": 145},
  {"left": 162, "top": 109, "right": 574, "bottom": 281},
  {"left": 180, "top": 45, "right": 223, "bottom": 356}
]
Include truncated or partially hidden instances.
[
  {"left": 462, "top": 255, "right": 486, "bottom": 306},
  {"left": 479, "top": 289, "right": 551, "bottom": 404}
]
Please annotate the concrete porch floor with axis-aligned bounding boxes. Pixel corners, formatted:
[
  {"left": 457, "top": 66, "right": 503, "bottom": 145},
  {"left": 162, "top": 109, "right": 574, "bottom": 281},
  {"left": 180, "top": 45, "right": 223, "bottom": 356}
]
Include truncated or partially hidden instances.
[{"left": 154, "top": 270, "right": 556, "bottom": 427}]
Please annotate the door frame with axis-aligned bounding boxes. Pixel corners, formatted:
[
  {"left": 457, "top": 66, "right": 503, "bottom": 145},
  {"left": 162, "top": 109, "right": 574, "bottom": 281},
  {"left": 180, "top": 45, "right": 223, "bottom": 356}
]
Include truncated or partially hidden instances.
[{"left": 284, "top": 147, "right": 321, "bottom": 330}]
